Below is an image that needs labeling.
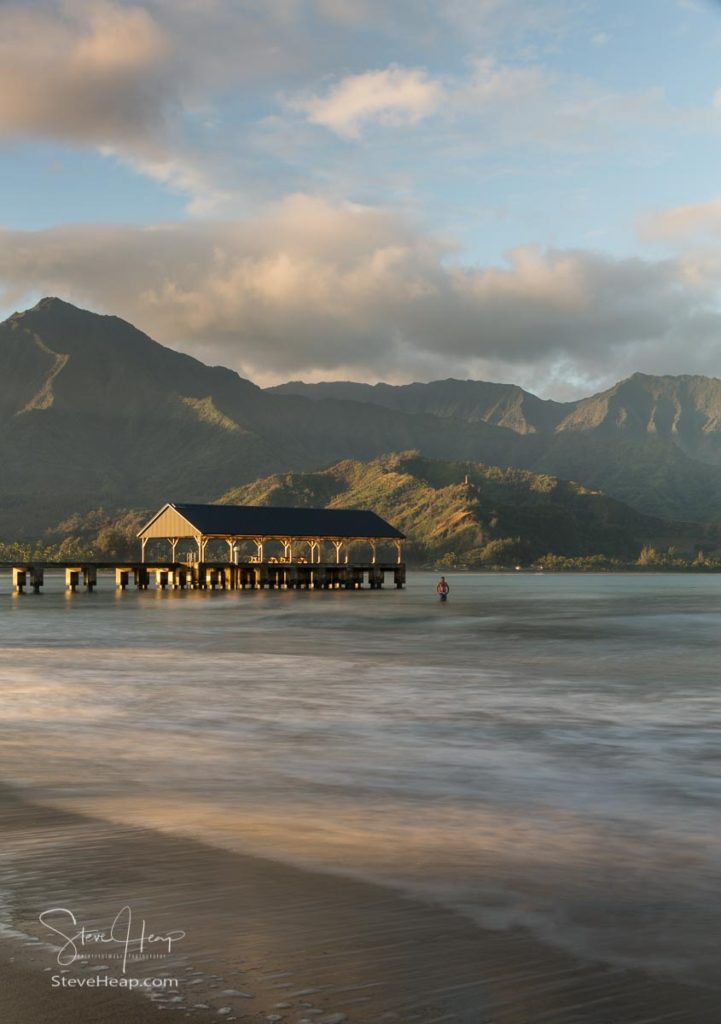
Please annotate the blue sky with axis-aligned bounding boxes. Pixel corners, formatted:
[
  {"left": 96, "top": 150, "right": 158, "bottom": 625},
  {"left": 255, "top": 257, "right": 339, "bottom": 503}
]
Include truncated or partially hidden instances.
[{"left": 2, "top": 0, "right": 721, "bottom": 396}]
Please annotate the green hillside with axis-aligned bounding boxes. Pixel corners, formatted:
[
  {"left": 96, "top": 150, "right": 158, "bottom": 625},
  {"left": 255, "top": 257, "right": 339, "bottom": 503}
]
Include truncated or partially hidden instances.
[
  {"left": 2, "top": 453, "right": 710, "bottom": 568},
  {"left": 220, "top": 452, "right": 683, "bottom": 565}
]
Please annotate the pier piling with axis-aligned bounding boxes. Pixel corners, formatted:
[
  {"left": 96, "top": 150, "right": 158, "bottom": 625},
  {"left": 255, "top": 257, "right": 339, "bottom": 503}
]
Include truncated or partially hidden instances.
[
  {"left": 3, "top": 559, "right": 405, "bottom": 596},
  {"left": 134, "top": 567, "right": 150, "bottom": 590},
  {"left": 65, "top": 568, "right": 80, "bottom": 592},
  {"left": 115, "top": 568, "right": 131, "bottom": 590}
]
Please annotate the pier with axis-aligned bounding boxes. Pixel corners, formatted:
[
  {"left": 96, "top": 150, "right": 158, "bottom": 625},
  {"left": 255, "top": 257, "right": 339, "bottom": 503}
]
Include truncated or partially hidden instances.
[{"left": 3, "top": 501, "right": 406, "bottom": 595}]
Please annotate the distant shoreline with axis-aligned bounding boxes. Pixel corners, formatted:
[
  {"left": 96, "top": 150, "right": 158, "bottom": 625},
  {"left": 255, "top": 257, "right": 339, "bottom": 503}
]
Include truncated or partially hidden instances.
[{"left": 425, "top": 565, "right": 721, "bottom": 573}]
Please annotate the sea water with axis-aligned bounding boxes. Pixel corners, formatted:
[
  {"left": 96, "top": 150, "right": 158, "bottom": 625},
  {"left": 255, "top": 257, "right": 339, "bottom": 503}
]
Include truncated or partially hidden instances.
[{"left": 0, "top": 572, "right": 719, "bottom": 984}]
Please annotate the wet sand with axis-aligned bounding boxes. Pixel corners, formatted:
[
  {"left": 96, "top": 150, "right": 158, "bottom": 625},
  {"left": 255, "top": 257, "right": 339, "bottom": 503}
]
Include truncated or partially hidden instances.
[{"left": 1, "top": 788, "right": 718, "bottom": 1024}]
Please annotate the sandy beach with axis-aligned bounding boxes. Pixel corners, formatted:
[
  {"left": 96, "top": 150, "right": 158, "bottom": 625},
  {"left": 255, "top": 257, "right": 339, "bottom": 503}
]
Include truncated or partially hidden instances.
[{"left": 1, "top": 786, "right": 718, "bottom": 1024}]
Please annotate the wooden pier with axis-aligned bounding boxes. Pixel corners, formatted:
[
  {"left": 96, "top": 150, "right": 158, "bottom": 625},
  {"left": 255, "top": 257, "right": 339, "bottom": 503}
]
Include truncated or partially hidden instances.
[
  {"left": 2, "top": 501, "right": 407, "bottom": 596},
  {"left": 2, "top": 561, "right": 406, "bottom": 594}
]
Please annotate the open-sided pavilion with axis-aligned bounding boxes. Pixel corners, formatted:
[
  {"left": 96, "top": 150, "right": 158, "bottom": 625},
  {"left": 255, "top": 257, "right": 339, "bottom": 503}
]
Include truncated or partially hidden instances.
[{"left": 137, "top": 502, "right": 405, "bottom": 565}]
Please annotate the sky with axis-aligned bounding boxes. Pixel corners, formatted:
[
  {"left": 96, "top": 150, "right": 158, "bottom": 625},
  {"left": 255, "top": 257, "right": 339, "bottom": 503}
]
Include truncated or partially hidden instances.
[{"left": 2, "top": 0, "right": 721, "bottom": 396}]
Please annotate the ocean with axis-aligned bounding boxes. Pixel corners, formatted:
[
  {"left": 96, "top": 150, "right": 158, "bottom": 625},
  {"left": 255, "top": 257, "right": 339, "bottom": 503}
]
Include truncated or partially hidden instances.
[{"left": 1, "top": 571, "right": 719, "bottom": 992}]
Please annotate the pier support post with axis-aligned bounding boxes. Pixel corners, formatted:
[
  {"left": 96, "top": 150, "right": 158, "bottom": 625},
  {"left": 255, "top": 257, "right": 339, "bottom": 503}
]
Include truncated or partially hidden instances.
[
  {"left": 83, "top": 566, "right": 97, "bottom": 592},
  {"left": 155, "top": 569, "right": 169, "bottom": 590},
  {"left": 350, "top": 568, "right": 363, "bottom": 589},
  {"left": 65, "top": 568, "right": 81, "bottom": 592},
  {"left": 115, "top": 568, "right": 130, "bottom": 590},
  {"left": 134, "top": 567, "right": 150, "bottom": 590},
  {"left": 12, "top": 568, "right": 27, "bottom": 593},
  {"left": 394, "top": 565, "right": 406, "bottom": 589},
  {"left": 29, "top": 567, "right": 44, "bottom": 593}
]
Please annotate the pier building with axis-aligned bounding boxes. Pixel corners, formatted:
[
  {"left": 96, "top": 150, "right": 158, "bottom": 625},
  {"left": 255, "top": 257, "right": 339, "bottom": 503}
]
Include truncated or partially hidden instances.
[{"left": 138, "top": 502, "right": 404, "bottom": 565}]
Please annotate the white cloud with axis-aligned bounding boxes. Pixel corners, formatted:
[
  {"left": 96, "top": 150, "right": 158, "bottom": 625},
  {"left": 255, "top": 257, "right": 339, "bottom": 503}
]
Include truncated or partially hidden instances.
[
  {"left": 0, "top": 199, "right": 718, "bottom": 392},
  {"left": 290, "top": 66, "right": 444, "bottom": 138},
  {"left": 640, "top": 197, "right": 721, "bottom": 243},
  {"left": 285, "top": 53, "right": 688, "bottom": 165}
]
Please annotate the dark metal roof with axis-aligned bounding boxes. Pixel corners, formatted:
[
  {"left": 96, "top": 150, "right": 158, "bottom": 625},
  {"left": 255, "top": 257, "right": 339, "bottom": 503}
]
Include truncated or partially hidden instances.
[{"left": 168, "top": 503, "right": 405, "bottom": 540}]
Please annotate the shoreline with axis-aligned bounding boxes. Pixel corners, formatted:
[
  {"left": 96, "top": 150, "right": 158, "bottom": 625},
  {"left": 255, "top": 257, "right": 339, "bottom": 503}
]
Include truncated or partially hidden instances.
[{"left": 1, "top": 787, "right": 719, "bottom": 1024}]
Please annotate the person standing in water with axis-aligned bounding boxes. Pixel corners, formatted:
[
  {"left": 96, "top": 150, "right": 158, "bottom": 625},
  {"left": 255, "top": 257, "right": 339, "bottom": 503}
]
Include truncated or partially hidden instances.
[{"left": 436, "top": 576, "right": 450, "bottom": 601}]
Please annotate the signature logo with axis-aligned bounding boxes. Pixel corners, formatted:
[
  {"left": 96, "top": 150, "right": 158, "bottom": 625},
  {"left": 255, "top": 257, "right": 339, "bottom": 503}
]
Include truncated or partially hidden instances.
[{"left": 39, "top": 906, "right": 185, "bottom": 974}]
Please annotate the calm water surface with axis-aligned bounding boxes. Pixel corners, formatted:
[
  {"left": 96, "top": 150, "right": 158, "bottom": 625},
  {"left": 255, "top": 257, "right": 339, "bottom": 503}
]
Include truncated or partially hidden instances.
[{"left": 0, "top": 572, "right": 719, "bottom": 983}]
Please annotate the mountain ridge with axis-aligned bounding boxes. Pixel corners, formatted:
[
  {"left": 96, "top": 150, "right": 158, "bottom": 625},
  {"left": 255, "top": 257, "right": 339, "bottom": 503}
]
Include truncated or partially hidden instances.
[
  {"left": 269, "top": 370, "right": 721, "bottom": 454},
  {"left": 3, "top": 298, "right": 721, "bottom": 534}
]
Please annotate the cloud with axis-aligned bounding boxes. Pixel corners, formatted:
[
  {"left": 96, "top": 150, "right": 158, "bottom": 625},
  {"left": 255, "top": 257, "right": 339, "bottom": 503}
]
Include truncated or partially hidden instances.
[
  {"left": 290, "top": 66, "right": 444, "bottom": 138},
  {"left": 1, "top": 198, "right": 718, "bottom": 392},
  {"left": 0, "top": 0, "right": 326, "bottom": 204},
  {"left": 0, "top": 0, "right": 577, "bottom": 149},
  {"left": 0, "top": 0, "right": 637, "bottom": 211},
  {"left": 641, "top": 197, "right": 721, "bottom": 243},
  {"left": 0, "top": 1, "right": 173, "bottom": 147},
  {"left": 454, "top": 61, "right": 682, "bottom": 152},
  {"left": 285, "top": 54, "right": 687, "bottom": 167},
  {"left": 0, "top": 0, "right": 706, "bottom": 220}
]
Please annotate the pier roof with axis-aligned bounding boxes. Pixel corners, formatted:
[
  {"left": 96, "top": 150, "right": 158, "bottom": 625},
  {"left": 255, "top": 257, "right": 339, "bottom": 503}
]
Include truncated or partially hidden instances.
[{"left": 139, "top": 502, "right": 405, "bottom": 540}]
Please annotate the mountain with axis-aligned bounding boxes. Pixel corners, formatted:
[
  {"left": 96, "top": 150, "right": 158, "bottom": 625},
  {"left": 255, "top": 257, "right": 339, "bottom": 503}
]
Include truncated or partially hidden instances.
[
  {"left": 269, "top": 378, "right": 571, "bottom": 434},
  {"left": 3, "top": 297, "right": 721, "bottom": 537},
  {"left": 269, "top": 373, "right": 721, "bottom": 461},
  {"left": 554, "top": 373, "right": 721, "bottom": 464},
  {"left": 268, "top": 375, "right": 721, "bottom": 520},
  {"left": 219, "top": 452, "right": 676, "bottom": 563},
  {"left": 0, "top": 298, "right": 521, "bottom": 536}
]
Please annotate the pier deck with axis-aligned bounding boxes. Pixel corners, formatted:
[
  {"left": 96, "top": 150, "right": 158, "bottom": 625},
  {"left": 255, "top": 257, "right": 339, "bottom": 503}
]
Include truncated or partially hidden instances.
[{"left": 2, "top": 561, "right": 406, "bottom": 593}]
